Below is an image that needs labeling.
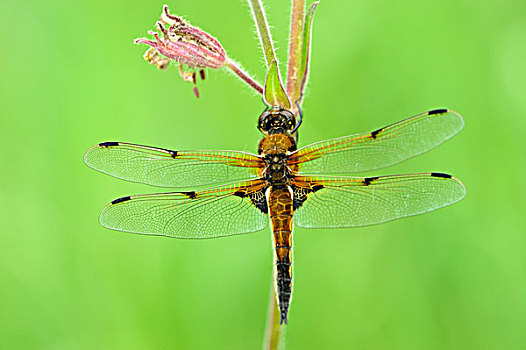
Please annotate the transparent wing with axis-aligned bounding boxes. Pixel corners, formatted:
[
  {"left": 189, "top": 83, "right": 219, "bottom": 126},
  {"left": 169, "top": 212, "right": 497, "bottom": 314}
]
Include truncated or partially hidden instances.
[
  {"left": 292, "top": 173, "right": 466, "bottom": 228},
  {"left": 289, "top": 109, "right": 464, "bottom": 174},
  {"left": 84, "top": 142, "right": 263, "bottom": 188},
  {"left": 100, "top": 180, "right": 269, "bottom": 238}
]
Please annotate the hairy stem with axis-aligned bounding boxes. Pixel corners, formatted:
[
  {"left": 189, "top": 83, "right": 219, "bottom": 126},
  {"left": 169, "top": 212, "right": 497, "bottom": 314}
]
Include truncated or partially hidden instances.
[
  {"left": 225, "top": 58, "right": 264, "bottom": 94},
  {"left": 247, "top": 0, "right": 279, "bottom": 68},
  {"left": 286, "top": 0, "right": 305, "bottom": 115},
  {"left": 263, "top": 281, "right": 286, "bottom": 350},
  {"left": 298, "top": 2, "right": 319, "bottom": 100}
]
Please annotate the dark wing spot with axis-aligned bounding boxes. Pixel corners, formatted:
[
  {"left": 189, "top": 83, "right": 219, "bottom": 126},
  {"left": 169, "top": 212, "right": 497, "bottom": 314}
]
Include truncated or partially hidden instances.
[
  {"left": 99, "top": 141, "right": 119, "bottom": 147},
  {"left": 431, "top": 172, "right": 452, "bottom": 179},
  {"left": 429, "top": 108, "right": 448, "bottom": 115},
  {"left": 181, "top": 191, "right": 197, "bottom": 199},
  {"left": 292, "top": 184, "right": 324, "bottom": 210},
  {"left": 292, "top": 186, "right": 308, "bottom": 210},
  {"left": 233, "top": 191, "right": 246, "bottom": 198},
  {"left": 312, "top": 184, "right": 324, "bottom": 192},
  {"left": 363, "top": 176, "right": 380, "bottom": 186},
  {"left": 370, "top": 128, "right": 382, "bottom": 139},
  {"left": 154, "top": 146, "right": 178, "bottom": 158},
  {"left": 248, "top": 189, "right": 268, "bottom": 214},
  {"left": 233, "top": 188, "right": 267, "bottom": 213},
  {"left": 111, "top": 196, "right": 131, "bottom": 204}
]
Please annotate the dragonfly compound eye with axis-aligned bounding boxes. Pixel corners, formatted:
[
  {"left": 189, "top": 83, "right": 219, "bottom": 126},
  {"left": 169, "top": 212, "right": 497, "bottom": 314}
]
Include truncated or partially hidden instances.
[{"left": 258, "top": 111, "right": 271, "bottom": 132}]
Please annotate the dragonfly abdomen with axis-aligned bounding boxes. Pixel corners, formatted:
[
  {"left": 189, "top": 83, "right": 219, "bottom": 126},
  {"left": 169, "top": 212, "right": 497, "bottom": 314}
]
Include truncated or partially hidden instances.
[
  {"left": 268, "top": 186, "right": 294, "bottom": 324},
  {"left": 275, "top": 244, "right": 292, "bottom": 325}
]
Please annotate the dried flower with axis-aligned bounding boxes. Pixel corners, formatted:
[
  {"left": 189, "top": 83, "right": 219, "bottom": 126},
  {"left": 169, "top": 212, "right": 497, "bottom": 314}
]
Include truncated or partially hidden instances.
[
  {"left": 142, "top": 47, "right": 170, "bottom": 70},
  {"left": 135, "top": 5, "right": 226, "bottom": 97}
]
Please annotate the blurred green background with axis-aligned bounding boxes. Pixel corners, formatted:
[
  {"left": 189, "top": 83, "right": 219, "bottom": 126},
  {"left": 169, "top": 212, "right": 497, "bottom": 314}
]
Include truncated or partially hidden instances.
[{"left": 1, "top": 0, "right": 525, "bottom": 349}]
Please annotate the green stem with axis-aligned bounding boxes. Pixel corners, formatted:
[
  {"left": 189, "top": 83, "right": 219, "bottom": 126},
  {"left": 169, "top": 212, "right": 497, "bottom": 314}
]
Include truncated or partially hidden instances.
[
  {"left": 298, "top": 2, "right": 319, "bottom": 99},
  {"left": 225, "top": 58, "right": 264, "bottom": 94},
  {"left": 286, "top": 0, "right": 305, "bottom": 114},
  {"left": 263, "top": 280, "right": 286, "bottom": 350},
  {"left": 247, "top": 0, "right": 279, "bottom": 68}
]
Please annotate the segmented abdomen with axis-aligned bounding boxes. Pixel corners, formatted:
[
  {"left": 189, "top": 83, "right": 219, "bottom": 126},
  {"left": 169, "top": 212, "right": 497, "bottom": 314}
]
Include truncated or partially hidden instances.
[{"left": 268, "top": 186, "right": 294, "bottom": 324}]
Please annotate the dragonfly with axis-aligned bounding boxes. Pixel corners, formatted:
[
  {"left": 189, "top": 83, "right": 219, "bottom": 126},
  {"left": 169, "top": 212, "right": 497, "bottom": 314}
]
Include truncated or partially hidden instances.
[{"left": 84, "top": 107, "right": 465, "bottom": 324}]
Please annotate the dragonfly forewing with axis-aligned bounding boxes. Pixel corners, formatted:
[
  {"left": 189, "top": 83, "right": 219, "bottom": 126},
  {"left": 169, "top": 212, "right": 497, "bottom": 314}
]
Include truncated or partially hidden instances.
[
  {"left": 290, "top": 109, "right": 464, "bottom": 174},
  {"left": 84, "top": 142, "right": 263, "bottom": 189}
]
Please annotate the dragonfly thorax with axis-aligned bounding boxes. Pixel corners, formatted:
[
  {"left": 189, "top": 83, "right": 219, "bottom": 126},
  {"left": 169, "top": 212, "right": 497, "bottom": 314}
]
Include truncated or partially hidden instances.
[
  {"left": 259, "top": 133, "right": 297, "bottom": 185},
  {"left": 263, "top": 154, "right": 291, "bottom": 184}
]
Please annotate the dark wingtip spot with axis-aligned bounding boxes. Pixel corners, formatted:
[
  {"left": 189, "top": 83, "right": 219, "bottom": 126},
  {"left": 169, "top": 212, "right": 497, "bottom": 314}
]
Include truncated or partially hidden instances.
[
  {"left": 429, "top": 108, "right": 448, "bottom": 115},
  {"left": 312, "top": 184, "right": 324, "bottom": 192},
  {"left": 370, "top": 128, "right": 382, "bottom": 139},
  {"left": 111, "top": 196, "right": 131, "bottom": 204},
  {"left": 363, "top": 176, "right": 380, "bottom": 186},
  {"left": 431, "top": 172, "right": 452, "bottom": 179},
  {"left": 99, "top": 141, "right": 119, "bottom": 147},
  {"left": 182, "top": 191, "right": 197, "bottom": 199}
]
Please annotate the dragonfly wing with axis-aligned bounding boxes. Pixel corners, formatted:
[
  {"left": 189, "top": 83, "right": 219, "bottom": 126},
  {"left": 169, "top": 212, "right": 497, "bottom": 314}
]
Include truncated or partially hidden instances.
[
  {"left": 290, "top": 109, "right": 464, "bottom": 174},
  {"left": 84, "top": 142, "right": 263, "bottom": 188},
  {"left": 100, "top": 180, "right": 269, "bottom": 238},
  {"left": 292, "top": 173, "right": 466, "bottom": 228}
]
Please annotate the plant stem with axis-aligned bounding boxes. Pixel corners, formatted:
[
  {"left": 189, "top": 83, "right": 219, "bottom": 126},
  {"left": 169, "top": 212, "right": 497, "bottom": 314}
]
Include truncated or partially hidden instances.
[
  {"left": 286, "top": 0, "right": 305, "bottom": 114},
  {"left": 263, "top": 281, "right": 286, "bottom": 350},
  {"left": 298, "top": 2, "right": 319, "bottom": 99},
  {"left": 225, "top": 58, "right": 264, "bottom": 94},
  {"left": 247, "top": 0, "right": 279, "bottom": 68}
]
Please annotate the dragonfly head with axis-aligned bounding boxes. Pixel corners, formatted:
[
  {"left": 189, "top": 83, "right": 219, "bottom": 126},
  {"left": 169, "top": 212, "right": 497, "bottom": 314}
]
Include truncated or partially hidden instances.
[{"left": 258, "top": 107, "right": 297, "bottom": 135}]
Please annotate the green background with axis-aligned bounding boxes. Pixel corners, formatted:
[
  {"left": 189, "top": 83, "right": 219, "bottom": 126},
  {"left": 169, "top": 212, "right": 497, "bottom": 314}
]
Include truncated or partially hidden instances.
[{"left": 1, "top": 0, "right": 525, "bottom": 349}]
